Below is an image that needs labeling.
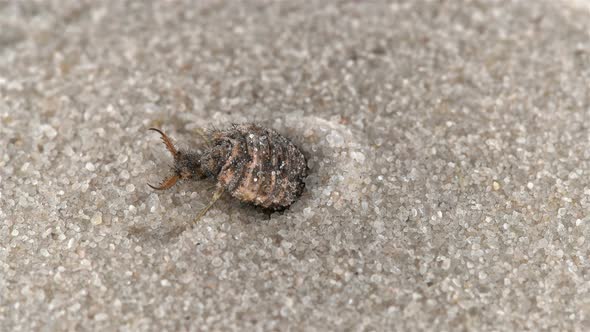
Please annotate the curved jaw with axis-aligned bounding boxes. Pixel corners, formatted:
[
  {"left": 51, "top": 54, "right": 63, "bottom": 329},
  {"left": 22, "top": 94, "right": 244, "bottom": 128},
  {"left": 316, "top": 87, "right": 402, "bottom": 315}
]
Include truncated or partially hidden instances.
[
  {"left": 148, "top": 128, "right": 180, "bottom": 190},
  {"left": 147, "top": 174, "right": 179, "bottom": 190},
  {"left": 149, "top": 128, "right": 178, "bottom": 159}
]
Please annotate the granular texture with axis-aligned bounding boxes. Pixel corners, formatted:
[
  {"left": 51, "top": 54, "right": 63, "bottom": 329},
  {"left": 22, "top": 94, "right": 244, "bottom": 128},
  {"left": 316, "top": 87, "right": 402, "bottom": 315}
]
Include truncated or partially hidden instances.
[{"left": 1, "top": 1, "right": 589, "bottom": 331}]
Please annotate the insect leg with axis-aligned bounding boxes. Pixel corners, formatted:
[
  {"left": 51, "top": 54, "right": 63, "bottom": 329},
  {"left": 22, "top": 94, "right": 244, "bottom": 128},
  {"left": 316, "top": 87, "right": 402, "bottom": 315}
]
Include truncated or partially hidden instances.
[
  {"left": 194, "top": 127, "right": 211, "bottom": 147},
  {"left": 202, "top": 183, "right": 218, "bottom": 191},
  {"left": 193, "top": 187, "right": 224, "bottom": 223}
]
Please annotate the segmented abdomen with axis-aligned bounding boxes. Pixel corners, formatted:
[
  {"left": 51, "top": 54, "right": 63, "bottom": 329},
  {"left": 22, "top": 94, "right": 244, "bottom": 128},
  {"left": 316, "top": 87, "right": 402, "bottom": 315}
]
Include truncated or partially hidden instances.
[{"left": 214, "top": 124, "right": 307, "bottom": 210}]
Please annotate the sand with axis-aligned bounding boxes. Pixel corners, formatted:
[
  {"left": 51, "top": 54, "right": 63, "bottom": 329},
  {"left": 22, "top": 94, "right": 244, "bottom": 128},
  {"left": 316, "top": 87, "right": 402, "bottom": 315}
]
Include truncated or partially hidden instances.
[{"left": 1, "top": 1, "right": 589, "bottom": 330}]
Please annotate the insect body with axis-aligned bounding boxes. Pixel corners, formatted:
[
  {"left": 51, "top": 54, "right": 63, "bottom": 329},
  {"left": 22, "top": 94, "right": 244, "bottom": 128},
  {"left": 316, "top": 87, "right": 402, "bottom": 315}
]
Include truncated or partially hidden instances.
[{"left": 148, "top": 124, "right": 307, "bottom": 221}]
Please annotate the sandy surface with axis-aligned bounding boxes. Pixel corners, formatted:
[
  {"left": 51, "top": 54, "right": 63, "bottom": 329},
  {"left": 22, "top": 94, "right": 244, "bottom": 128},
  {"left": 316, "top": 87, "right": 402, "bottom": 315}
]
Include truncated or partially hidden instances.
[{"left": 1, "top": 1, "right": 590, "bottom": 331}]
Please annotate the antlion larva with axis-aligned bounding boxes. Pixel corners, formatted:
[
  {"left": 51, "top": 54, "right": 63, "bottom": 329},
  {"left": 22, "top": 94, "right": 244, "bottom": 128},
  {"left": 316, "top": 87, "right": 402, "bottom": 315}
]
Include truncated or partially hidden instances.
[{"left": 148, "top": 124, "right": 308, "bottom": 221}]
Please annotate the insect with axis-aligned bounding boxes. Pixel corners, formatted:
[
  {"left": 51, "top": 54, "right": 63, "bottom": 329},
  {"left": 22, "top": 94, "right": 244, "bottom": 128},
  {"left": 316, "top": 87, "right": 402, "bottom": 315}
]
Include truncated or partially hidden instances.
[{"left": 148, "top": 123, "right": 308, "bottom": 222}]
